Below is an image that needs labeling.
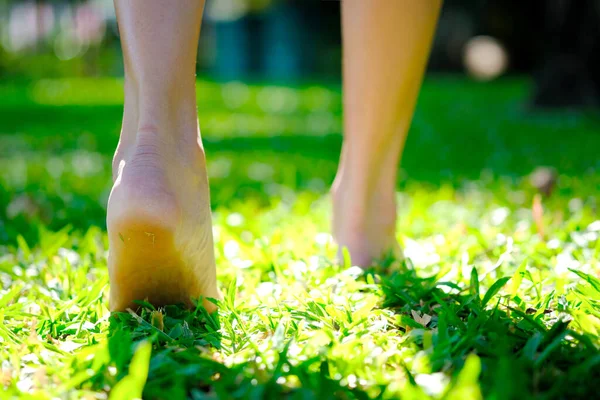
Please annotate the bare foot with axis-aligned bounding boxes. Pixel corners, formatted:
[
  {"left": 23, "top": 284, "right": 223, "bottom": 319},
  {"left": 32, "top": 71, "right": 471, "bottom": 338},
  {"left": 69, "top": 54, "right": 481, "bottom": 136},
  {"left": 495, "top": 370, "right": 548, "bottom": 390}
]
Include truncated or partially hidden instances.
[
  {"left": 331, "top": 174, "right": 400, "bottom": 268},
  {"left": 107, "top": 128, "right": 220, "bottom": 312}
]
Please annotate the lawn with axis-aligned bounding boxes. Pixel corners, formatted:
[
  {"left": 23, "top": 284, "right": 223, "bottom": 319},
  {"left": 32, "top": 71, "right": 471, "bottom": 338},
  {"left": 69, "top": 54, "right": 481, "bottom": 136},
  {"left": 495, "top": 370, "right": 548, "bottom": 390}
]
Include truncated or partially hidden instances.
[{"left": 0, "top": 77, "right": 599, "bottom": 399}]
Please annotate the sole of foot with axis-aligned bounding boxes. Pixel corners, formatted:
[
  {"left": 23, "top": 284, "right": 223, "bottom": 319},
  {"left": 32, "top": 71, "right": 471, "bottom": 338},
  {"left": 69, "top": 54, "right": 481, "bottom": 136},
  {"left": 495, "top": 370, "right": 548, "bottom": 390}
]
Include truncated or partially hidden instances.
[{"left": 107, "top": 130, "right": 220, "bottom": 313}]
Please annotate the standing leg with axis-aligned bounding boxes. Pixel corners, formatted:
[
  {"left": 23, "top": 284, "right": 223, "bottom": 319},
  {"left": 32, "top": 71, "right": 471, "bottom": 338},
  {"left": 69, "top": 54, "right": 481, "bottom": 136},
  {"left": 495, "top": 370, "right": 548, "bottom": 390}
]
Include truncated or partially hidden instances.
[
  {"left": 332, "top": 0, "right": 441, "bottom": 267},
  {"left": 108, "top": 0, "right": 220, "bottom": 311}
]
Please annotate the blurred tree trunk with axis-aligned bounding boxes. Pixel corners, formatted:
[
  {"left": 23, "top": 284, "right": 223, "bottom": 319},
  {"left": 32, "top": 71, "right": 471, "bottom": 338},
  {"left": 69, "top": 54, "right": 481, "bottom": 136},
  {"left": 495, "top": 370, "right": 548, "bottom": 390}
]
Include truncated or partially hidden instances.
[{"left": 532, "top": 0, "right": 600, "bottom": 109}]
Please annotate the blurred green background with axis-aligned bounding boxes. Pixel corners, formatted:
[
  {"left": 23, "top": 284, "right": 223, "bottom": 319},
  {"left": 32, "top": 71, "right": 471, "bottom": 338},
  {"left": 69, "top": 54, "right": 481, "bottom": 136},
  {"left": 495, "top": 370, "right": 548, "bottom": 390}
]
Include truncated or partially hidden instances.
[
  {"left": 1, "top": 2, "right": 600, "bottom": 399},
  {"left": 0, "top": 0, "right": 599, "bottom": 244}
]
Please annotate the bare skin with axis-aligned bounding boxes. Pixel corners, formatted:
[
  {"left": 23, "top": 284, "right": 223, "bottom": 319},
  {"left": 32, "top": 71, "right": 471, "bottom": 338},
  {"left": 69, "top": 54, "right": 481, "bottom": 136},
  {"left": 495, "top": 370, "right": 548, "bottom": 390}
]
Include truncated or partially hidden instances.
[
  {"left": 107, "top": 0, "right": 441, "bottom": 311},
  {"left": 332, "top": 0, "right": 441, "bottom": 266},
  {"left": 108, "top": 0, "right": 219, "bottom": 312}
]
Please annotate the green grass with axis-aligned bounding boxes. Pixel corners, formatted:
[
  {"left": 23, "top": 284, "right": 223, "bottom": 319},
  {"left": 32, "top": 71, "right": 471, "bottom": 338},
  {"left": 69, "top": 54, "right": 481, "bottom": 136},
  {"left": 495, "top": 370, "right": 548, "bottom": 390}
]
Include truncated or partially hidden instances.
[{"left": 0, "top": 77, "right": 599, "bottom": 399}]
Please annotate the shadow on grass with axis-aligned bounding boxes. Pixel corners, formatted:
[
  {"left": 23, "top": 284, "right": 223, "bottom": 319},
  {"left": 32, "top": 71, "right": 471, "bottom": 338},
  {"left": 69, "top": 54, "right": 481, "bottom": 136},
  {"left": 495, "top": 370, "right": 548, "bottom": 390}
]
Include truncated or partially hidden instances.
[
  {"left": 3, "top": 100, "right": 600, "bottom": 246},
  {"left": 2, "top": 82, "right": 600, "bottom": 246},
  {"left": 2, "top": 101, "right": 599, "bottom": 177}
]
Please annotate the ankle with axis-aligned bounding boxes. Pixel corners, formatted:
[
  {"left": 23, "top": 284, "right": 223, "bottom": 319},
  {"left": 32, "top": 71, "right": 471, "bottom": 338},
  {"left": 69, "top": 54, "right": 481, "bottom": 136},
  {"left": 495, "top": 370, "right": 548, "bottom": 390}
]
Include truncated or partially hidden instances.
[
  {"left": 332, "top": 165, "right": 397, "bottom": 208},
  {"left": 133, "top": 126, "right": 205, "bottom": 168},
  {"left": 332, "top": 178, "right": 396, "bottom": 226},
  {"left": 118, "top": 107, "right": 201, "bottom": 158},
  {"left": 123, "top": 74, "right": 199, "bottom": 138}
]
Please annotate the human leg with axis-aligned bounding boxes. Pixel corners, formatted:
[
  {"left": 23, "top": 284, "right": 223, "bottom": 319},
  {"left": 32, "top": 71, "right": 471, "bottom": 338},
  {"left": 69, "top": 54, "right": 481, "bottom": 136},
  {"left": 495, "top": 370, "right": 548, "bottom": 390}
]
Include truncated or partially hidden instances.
[
  {"left": 108, "top": 0, "right": 219, "bottom": 311},
  {"left": 333, "top": 0, "right": 441, "bottom": 266}
]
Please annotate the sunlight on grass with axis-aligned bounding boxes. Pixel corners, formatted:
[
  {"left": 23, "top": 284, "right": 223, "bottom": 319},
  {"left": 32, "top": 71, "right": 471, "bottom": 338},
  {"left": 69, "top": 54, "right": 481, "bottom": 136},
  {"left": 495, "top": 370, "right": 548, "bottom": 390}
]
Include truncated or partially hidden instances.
[{"left": 0, "top": 78, "right": 599, "bottom": 399}]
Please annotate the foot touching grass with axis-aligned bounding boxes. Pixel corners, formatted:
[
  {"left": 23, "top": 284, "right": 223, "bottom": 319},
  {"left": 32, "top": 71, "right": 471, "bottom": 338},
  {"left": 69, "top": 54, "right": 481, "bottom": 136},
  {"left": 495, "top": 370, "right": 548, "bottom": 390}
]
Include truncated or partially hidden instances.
[
  {"left": 108, "top": 128, "right": 220, "bottom": 313},
  {"left": 0, "top": 78, "right": 599, "bottom": 399}
]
